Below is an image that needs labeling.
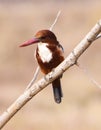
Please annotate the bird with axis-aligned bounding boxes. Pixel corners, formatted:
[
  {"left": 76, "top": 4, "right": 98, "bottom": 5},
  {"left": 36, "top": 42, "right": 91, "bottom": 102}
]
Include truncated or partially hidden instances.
[{"left": 20, "top": 30, "right": 64, "bottom": 104}]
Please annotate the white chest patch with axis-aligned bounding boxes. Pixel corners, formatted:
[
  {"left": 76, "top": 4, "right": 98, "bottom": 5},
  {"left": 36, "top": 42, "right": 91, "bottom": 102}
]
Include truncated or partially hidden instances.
[{"left": 38, "top": 43, "right": 52, "bottom": 63}]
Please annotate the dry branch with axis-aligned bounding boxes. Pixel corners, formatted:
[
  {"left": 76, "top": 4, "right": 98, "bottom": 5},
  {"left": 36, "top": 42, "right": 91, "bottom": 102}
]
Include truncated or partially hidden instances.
[
  {"left": 26, "top": 66, "right": 40, "bottom": 90},
  {"left": 0, "top": 19, "right": 101, "bottom": 129}
]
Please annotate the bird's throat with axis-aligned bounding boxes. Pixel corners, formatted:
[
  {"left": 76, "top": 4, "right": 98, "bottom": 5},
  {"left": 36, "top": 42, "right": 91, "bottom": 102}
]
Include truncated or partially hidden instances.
[{"left": 38, "top": 43, "right": 52, "bottom": 63}]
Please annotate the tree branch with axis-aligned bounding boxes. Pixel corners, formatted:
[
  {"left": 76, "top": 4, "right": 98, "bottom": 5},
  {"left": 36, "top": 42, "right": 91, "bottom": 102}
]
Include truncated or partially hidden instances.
[{"left": 0, "top": 20, "right": 101, "bottom": 129}]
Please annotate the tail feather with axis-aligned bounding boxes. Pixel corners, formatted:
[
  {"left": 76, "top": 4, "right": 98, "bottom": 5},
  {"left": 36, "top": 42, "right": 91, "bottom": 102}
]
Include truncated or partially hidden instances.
[{"left": 52, "top": 78, "right": 63, "bottom": 104}]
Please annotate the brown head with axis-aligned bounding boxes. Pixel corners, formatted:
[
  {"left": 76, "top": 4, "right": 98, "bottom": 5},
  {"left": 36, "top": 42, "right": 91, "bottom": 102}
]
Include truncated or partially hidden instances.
[{"left": 20, "top": 30, "right": 57, "bottom": 47}]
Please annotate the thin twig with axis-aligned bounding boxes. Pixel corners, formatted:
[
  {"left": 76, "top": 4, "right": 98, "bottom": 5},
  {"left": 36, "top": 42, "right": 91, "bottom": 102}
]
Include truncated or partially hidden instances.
[
  {"left": 49, "top": 10, "right": 61, "bottom": 31},
  {"left": 26, "top": 66, "right": 40, "bottom": 90},
  {"left": 76, "top": 62, "right": 101, "bottom": 89},
  {"left": 94, "top": 33, "right": 101, "bottom": 40}
]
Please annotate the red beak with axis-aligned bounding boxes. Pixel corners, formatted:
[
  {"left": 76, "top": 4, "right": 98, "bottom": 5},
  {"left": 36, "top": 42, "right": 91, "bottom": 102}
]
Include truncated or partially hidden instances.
[{"left": 19, "top": 37, "right": 39, "bottom": 47}]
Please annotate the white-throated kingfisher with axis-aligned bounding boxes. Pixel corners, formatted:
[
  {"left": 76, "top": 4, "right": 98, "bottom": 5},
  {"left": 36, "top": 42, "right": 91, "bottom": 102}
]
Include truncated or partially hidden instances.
[{"left": 20, "top": 30, "right": 64, "bottom": 104}]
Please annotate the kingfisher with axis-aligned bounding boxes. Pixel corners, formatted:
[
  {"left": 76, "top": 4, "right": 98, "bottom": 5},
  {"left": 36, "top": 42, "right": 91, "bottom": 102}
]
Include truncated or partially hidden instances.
[{"left": 20, "top": 30, "right": 64, "bottom": 104}]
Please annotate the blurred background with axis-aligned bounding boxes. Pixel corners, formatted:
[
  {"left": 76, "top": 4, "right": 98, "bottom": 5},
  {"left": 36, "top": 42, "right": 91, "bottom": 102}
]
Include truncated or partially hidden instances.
[{"left": 0, "top": 0, "right": 101, "bottom": 130}]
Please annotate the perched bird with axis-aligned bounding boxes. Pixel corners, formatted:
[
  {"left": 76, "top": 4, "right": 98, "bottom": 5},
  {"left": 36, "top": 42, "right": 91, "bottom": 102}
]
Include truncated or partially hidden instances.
[{"left": 20, "top": 30, "right": 64, "bottom": 103}]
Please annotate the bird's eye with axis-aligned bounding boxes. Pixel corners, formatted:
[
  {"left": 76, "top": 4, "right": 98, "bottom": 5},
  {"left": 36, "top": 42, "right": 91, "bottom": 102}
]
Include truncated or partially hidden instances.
[{"left": 40, "top": 36, "right": 46, "bottom": 39}]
